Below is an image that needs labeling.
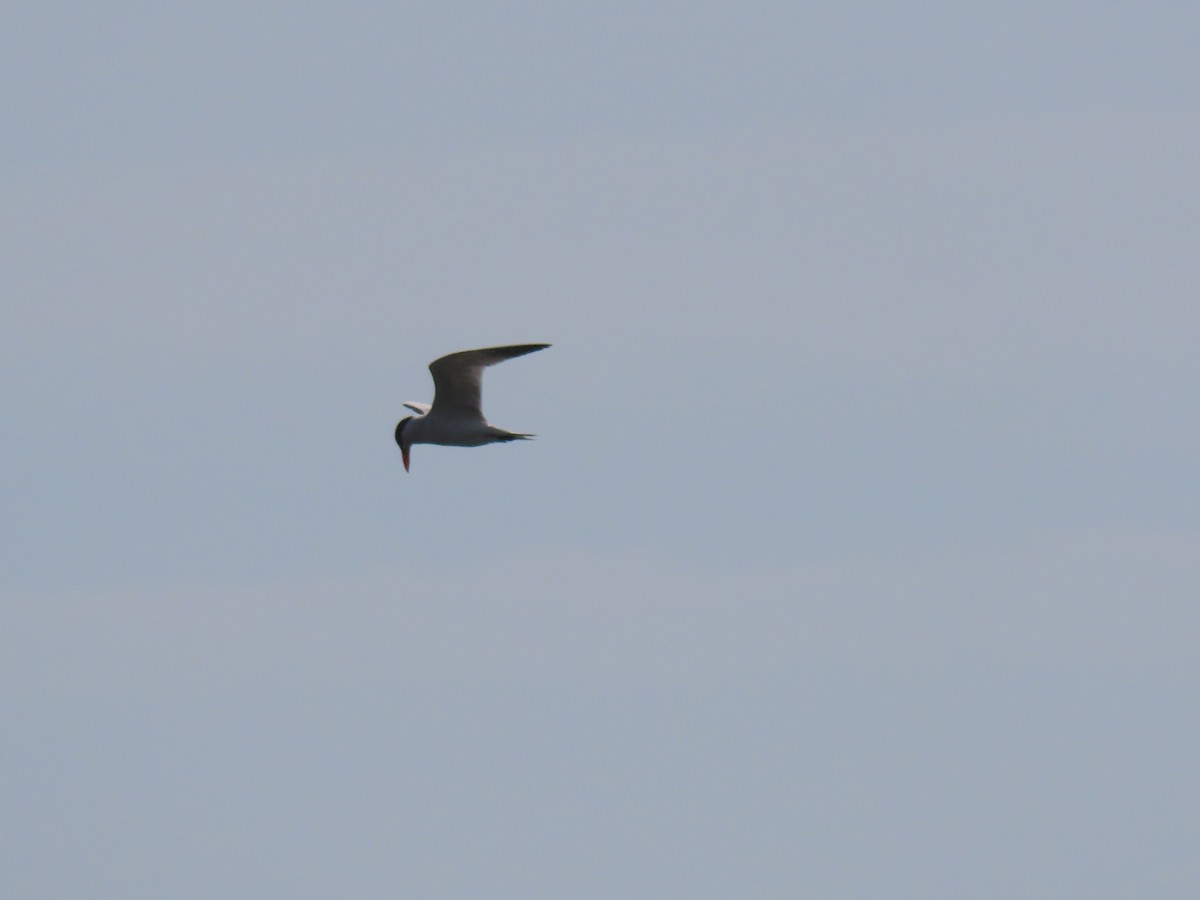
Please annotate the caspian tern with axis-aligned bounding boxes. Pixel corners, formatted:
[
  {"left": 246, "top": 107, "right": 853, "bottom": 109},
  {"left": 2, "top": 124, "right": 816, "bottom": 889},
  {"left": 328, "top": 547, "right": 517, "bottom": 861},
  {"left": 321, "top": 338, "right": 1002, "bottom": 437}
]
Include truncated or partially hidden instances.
[{"left": 394, "top": 343, "right": 550, "bottom": 471}]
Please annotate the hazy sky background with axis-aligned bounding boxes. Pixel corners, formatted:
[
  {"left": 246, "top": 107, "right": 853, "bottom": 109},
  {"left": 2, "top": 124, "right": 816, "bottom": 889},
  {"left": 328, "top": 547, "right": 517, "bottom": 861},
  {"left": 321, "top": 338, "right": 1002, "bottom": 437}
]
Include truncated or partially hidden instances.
[{"left": 3, "top": 3, "right": 1198, "bottom": 897}]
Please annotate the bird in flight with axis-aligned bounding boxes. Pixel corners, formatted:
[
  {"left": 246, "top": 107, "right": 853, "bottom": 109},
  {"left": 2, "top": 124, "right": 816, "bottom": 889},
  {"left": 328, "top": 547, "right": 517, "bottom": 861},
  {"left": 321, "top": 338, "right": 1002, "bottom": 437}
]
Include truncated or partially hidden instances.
[{"left": 394, "top": 343, "right": 550, "bottom": 471}]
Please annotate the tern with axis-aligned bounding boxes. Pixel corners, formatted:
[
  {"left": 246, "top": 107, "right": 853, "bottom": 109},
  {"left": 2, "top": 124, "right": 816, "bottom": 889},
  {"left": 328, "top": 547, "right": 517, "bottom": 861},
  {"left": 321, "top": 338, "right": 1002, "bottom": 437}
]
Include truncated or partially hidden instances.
[{"left": 394, "top": 343, "right": 550, "bottom": 471}]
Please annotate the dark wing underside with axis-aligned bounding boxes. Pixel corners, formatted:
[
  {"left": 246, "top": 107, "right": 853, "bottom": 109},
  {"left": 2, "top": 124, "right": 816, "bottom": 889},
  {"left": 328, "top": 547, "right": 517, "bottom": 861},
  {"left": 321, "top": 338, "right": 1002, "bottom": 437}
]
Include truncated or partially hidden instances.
[{"left": 428, "top": 344, "right": 549, "bottom": 417}]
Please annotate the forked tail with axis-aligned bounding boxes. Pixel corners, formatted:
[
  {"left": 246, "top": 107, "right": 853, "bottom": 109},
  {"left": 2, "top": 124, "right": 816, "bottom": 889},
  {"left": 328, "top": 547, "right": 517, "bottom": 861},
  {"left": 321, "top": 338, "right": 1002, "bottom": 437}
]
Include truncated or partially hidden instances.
[{"left": 489, "top": 427, "right": 535, "bottom": 442}]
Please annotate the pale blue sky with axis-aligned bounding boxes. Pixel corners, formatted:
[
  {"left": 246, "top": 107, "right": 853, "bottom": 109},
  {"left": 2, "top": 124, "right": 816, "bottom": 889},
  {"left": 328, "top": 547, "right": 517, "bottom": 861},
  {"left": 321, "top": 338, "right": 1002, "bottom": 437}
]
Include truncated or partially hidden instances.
[{"left": 3, "top": 3, "right": 1198, "bottom": 897}]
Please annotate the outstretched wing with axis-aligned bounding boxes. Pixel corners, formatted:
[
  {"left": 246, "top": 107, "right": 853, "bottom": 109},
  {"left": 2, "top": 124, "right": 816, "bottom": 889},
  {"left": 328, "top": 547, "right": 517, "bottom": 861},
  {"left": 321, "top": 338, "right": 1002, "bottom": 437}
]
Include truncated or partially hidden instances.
[{"left": 428, "top": 344, "right": 550, "bottom": 418}]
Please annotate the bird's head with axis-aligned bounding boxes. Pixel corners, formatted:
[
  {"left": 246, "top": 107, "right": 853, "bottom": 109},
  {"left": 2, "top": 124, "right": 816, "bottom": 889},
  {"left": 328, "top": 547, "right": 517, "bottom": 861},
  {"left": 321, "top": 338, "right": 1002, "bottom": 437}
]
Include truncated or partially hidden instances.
[{"left": 394, "top": 417, "right": 413, "bottom": 471}]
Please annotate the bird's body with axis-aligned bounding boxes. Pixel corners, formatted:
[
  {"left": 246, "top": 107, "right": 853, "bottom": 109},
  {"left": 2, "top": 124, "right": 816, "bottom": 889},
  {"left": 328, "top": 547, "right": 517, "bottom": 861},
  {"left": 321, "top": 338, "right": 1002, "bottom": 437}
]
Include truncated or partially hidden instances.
[
  {"left": 394, "top": 343, "right": 549, "bottom": 470},
  {"left": 401, "top": 413, "right": 531, "bottom": 448}
]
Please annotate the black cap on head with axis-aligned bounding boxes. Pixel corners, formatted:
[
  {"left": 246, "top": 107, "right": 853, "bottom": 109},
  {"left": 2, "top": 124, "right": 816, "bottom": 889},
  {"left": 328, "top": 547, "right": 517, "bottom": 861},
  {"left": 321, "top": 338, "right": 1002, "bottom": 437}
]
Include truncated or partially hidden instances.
[{"left": 394, "top": 417, "right": 412, "bottom": 448}]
